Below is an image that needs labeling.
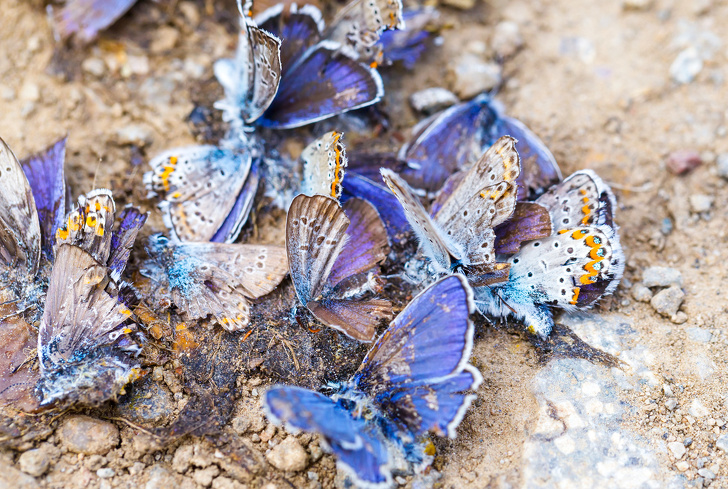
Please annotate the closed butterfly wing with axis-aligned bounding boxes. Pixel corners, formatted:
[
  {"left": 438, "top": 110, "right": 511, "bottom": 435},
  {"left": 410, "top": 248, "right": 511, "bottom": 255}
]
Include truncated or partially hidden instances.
[
  {"left": 144, "top": 145, "right": 252, "bottom": 242},
  {"left": 325, "top": 0, "right": 405, "bottom": 58},
  {"left": 52, "top": 0, "right": 138, "bottom": 43},
  {"left": 20, "top": 137, "right": 68, "bottom": 261},
  {"left": 0, "top": 317, "right": 41, "bottom": 412},
  {"left": 258, "top": 41, "right": 384, "bottom": 129},
  {"left": 214, "top": 15, "right": 282, "bottom": 124},
  {"left": 55, "top": 189, "right": 116, "bottom": 265},
  {"left": 346, "top": 150, "right": 407, "bottom": 182},
  {"left": 38, "top": 244, "right": 136, "bottom": 406},
  {"left": 107, "top": 205, "right": 147, "bottom": 282},
  {"left": 399, "top": 94, "right": 497, "bottom": 193},
  {"left": 0, "top": 138, "right": 41, "bottom": 275},
  {"left": 256, "top": 3, "right": 324, "bottom": 71},
  {"left": 536, "top": 169, "right": 616, "bottom": 231},
  {"left": 211, "top": 158, "right": 260, "bottom": 243},
  {"left": 353, "top": 275, "right": 482, "bottom": 436},
  {"left": 301, "top": 131, "right": 347, "bottom": 200},
  {"left": 381, "top": 168, "right": 461, "bottom": 273},
  {"left": 264, "top": 386, "right": 393, "bottom": 488}
]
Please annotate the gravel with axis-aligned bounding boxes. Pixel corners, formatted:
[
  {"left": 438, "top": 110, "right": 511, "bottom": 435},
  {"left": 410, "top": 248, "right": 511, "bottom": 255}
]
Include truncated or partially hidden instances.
[
  {"left": 670, "top": 47, "right": 703, "bottom": 84},
  {"left": 448, "top": 55, "right": 502, "bottom": 99},
  {"left": 265, "top": 437, "right": 308, "bottom": 472},
  {"left": 715, "top": 434, "right": 728, "bottom": 452},
  {"left": 409, "top": 88, "right": 459, "bottom": 113},
  {"left": 631, "top": 283, "right": 653, "bottom": 302},
  {"left": 667, "top": 441, "right": 686, "bottom": 459},
  {"left": 649, "top": 286, "right": 685, "bottom": 318},
  {"left": 492, "top": 21, "right": 524, "bottom": 58},
  {"left": 642, "top": 267, "right": 682, "bottom": 287},
  {"left": 58, "top": 416, "right": 119, "bottom": 455},
  {"left": 18, "top": 449, "right": 50, "bottom": 477},
  {"left": 716, "top": 153, "right": 728, "bottom": 178}
]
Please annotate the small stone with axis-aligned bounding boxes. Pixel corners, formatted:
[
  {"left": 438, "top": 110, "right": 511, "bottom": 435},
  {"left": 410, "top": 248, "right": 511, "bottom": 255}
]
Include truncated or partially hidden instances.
[
  {"left": 622, "top": 0, "right": 652, "bottom": 10},
  {"left": 671, "top": 311, "right": 688, "bottom": 324},
  {"left": 0, "top": 459, "right": 39, "bottom": 489},
  {"left": 650, "top": 286, "right": 684, "bottom": 317},
  {"left": 265, "top": 437, "right": 308, "bottom": 472},
  {"left": 666, "top": 150, "right": 702, "bottom": 175},
  {"left": 231, "top": 416, "right": 251, "bottom": 435},
  {"left": 715, "top": 434, "right": 728, "bottom": 452},
  {"left": 631, "top": 283, "right": 653, "bottom": 302},
  {"left": 173, "top": 445, "right": 194, "bottom": 473},
  {"left": 662, "top": 384, "right": 674, "bottom": 397},
  {"left": 117, "top": 379, "right": 175, "bottom": 425},
  {"left": 127, "top": 55, "right": 150, "bottom": 76},
  {"left": 82, "top": 57, "right": 106, "bottom": 77},
  {"left": 212, "top": 477, "right": 247, "bottom": 489},
  {"left": 670, "top": 47, "right": 703, "bottom": 84},
  {"left": 97, "top": 468, "right": 115, "bottom": 479},
  {"left": 409, "top": 88, "right": 459, "bottom": 113},
  {"left": 675, "top": 461, "right": 690, "bottom": 471},
  {"left": 690, "top": 194, "right": 713, "bottom": 213},
  {"left": 716, "top": 153, "right": 728, "bottom": 179},
  {"left": 259, "top": 424, "right": 276, "bottom": 443},
  {"left": 668, "top": 441, "right": 686, "bottom": 459},
  {"left": 19, "top": 82, "right": 40, "bottom": 102},
  {"left": 145, "top": 465, "right": 176, "bottom": 489},
  {"left": 59, "top": 416, "right": 119, "bottom": 455},
  {"left": 129, "top": 462, "right": 146, "bottom": 476},
  {"left": 642, "top": 267, "right": 682, "bottom": 287},
  {"left": 18, "top": 449, "right": 50, "bottom": 477},
  {"left": 150, "top": 26, "right": 180, "bottom": 54},
  {"left": 114, "top": 124, "right": 154, "bottom": 147},
  {"left": 192, "top": 466, "right": 220, "bottom": 487},
  {"left": 687, "top": 327, "right": 712, "bottom": 343},
  {"left": 1, "top": 87, "right": 14, "bottom": 101},
  {"left": 440, "top": 0, "right": 475, "bottom": 9},
  {"left": 448, "top": 56, "right": 502, "bottom": 99},
  {"left": 665, "top": 399, "right": 678, "bottom": 411},
  {"left": 492, "top": 21, "right": 523, "bottom": 58},
  {"left": 179, "top": 2, "right": 201, "bottom": 27},
  {"left": 698, "top": 468, "right": 716, "bottom": 479}
]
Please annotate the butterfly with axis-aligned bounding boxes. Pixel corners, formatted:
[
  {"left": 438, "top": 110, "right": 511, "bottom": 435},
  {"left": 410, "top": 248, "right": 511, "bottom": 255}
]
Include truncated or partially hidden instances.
[
  {"left": 324, "top": 0, "right": 405, "bottom": 59},
  {"left": 253, "top": 3, "right": 386, "bottom": 129},
  {"left": 377, "top": 7, "right": 439, "bottom": 69},
  {"left": 300, "top": 131, "right": 347, "bottom": 200},
  {"left": 398, "top": 93, "right": 562, "bottom": 197},
  {"left": 381, "top": 136, "right": 521, "bottom": 286},
  {"left": 286, "top": 194, "right": 392, "bottom": 342},
  {"left": 264, "top": 275, "right": 482, "bottom": 488},
  {"left": 50, "top": 0, "right": 139, "bottom": 44},
  {"left": 38, "top": 188, "right": 147, "bottom": 407},
  {"left": 213, "top": 3, "right": 282, "bottom": 125},
  {"left": 473, "top": 170, "right": 624, "bottom": 338},
  {"left": 144, "top": 143, "right": 258, "bottom": 243},
  {"left": 141, "top": 234, "right": 289, "bottom": 332}
]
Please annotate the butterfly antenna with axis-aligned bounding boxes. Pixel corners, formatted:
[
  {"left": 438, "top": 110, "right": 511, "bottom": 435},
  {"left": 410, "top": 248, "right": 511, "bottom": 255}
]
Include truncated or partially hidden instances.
[{"left": 92, "top": 157, "right": 103, "bottom": 191}]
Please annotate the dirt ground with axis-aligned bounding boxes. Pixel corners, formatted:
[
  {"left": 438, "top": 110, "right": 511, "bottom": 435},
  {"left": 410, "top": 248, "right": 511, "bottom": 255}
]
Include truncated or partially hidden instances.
[{"left": 2, "top": 0, "right": 728, "bottom": 488}]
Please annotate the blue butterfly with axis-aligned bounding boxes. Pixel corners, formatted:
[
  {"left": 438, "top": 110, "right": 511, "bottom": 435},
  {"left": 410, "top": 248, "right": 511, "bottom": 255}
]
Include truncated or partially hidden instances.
[{"left": 264, "top": 275, "right": 482, "bottom": 487}]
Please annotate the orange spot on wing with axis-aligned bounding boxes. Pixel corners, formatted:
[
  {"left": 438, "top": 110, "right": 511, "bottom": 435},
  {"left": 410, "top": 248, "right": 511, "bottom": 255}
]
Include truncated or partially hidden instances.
[{"left": 570, "top": 287, "right": 580, "bottom": 305}]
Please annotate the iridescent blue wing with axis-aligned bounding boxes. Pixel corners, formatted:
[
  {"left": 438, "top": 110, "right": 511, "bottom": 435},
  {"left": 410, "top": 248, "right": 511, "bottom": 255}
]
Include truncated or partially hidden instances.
[
  {"left": 346, "top": 150, "right": 407, "bottom": 182},
  {"left": 264, "top": 386, "right": 392, "bottom": 488},
  {"left": 258, "top": 41, "right": 384, "bottom": 129},
  {"left": 211, "top": 158, "right": 260, "bottom": 243},
  {"left": 20, "top": 137, "right": 67, "bottom": 261},
  {"left": 378, "top": 7, "right": 438, "bottom": 69},
  {"left": 52, "top": 0, "right": 138, "bottom": 43},
  {"left": 341, "top": 172, "right": 411, "bottom": 246},
  {"left": 490, "top": 115, "right": 562, "bottom": 199},
  {"left": 352, "top": 275, "right": 481, "bottom": 437},
  {"left": 399, "top": 94, "right": 497, "bottom": 192},
  {"left": 493, "top": 202, "right": 552, "bottom": 255},
  {"left": 256, "top": 4, "right": 324, "bottom": 72},
  {"left": 108, "top": 205, "right": 147, "bottom": 282}
]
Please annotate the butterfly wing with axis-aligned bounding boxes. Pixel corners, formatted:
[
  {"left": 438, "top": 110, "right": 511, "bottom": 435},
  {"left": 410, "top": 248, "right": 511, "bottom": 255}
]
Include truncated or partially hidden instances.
[
  {"left": 211, "top": 158, "right": 260, "bottom": 243},
  {"left": 346, "top": 151, "right": 407, "bottom": 182},
  {"left": 0, "top": 138, "right": 41, "bottom": 275},
  {"left": 378, "top": 7, "right": 438, "bottom": 69},
  {"left": 325, "top": 0, "right": 405, "bottom": 58},
  {"left": 0, "top": 317, "right": 40, "bottom": 412},
  {"left": 144, "top": 145, "right": 252, "bottom": 242},
  {"left": 258, "top": 41, "right": 384, "bottom": 129},
  {"left": 20, "top": 137, "right": 68, "bottom": 261},
  {"left": 301, "top": 131, "right": 347, "bottom": 200},
  {"left": 214, "top": 16, "right": 282, "bottom": 124},
  {"left": 352, "top": 275, "right": 481, "bottom": 436},
  {"left": 286, "top": 194, "right": 349, "bottom": 304},
  {"left": 399, "top": 94, "right": 497, "bottom": 192},
  {"left": 307, "top": 298, "right": 392, "bottom": 342},
  {"left": 55, "top": 189, "right": 116, "bottom": 265},
  {"left": 536, "top": 169, "right": 616, "bottom": 231},
  {"left": 264, "top": 386, "right": 392, "bottom": 488},
  {"left": 341, "top": 172, "right": 411, "bottom": 246},
  {"left": 490, "top": 115, "right": 562, "bottom": 199},
  {"left": 107, "top": 205, "right": 147, "bottom": 282},
  {"left": 256, "top": 4, "right": 324, "bottom": 71},
  {"left": 493, "top": 202, "right": 552, "bottom": 255},
  {"left": 51, "top": 0, "right": 138, "bottom": 43},
  {"left": 381, "top": 168, "right": 460, "bottom": 273}
]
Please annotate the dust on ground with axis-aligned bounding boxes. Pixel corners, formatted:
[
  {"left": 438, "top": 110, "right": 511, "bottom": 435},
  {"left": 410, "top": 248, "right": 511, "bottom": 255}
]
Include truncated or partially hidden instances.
[{"left": 2, "top": 0, "right": 728, "bottom": 488}]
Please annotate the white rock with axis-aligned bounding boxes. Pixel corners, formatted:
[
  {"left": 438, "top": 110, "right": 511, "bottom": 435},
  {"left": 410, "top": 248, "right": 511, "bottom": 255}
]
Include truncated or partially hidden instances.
[
  {"left": 265, "top": 437, "right": 308, "bottom": 472},
  {"left": 448, "top": 55, "right": 502, "bottom": 99},
  {"left": 688, "top": 399, "right": 710, "bottom": 418},
  {"left": 670, "top": 47, "right": 703, "bottom": 84},
  {"left": 667, "top": 441, "right": 686, "bottom": 459},
  {"left": 715, "top": 434, "right": 728, "bottom": 452},
  {"left": 409, "top": 88, "right": 459, "bottom": 113},
  {"left": 492, "top": 21, "right": 523, "bottom": 58}
]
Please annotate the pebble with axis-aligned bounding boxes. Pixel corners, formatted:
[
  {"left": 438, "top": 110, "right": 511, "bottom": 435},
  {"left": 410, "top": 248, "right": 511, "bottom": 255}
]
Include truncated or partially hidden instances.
[
  {"left": 642, "top": 267, "right": 682, "bottom": 287},
  {"left": 622, "top": 0, "right": 652, "bottom": 10},
  {"left": 649, "top": 286, "right": 684, "bottom": 318},
  {"left": 114, "top": 124, "right": 154, "bottom": 147},
  {"left": 675, "top": 461, "right": 690, "bottom": 471},
  {"left": 689, "top": 194, "right": 713, "bottom": 213},
  {"left": 670, "top": 47, "right": 703, "bottom": 84},
  {"left": 212, "top": 477, "right": 247, "bottom": 489},
  {"left": 265, "top": 437, "right": 308, "bottom": 472},
  {"left": 631, "top": 283, "right": 653, "bottom": 302},
  {"left": 448, "top": 55, "right": 502, "bottom": 99},
  {"left": 192, "top": 466, "right": 220, "bottom": 487},
  {"left": 150, "top": 26, "right": 180, "bottom": 54},
  {"left": 117, "top": 380, "right": 175, "bottom": 425},
  {"left": 665, "top": 399, "right": 678, "bottom": 411},
  {"left": 145, "top": 465, "right": 176, "bottom": 489},
  {"left": 409, "top": 88, "right": 459, "bottom": 113},
  {"left": 715, "top": 434, "right": 728, "bottom": 452},
  {"left": 492, "top": 21, "right": 524, "bottom": 58},
  {"left": 698, "top": 468, "right": 716, "bottom": 479},
  {"left": 59, "top": 416, "right": 119, "bottom": 455},
  {"left": 82, "top": 57, "right": 106, "bottom": 77},
  {"left": 1, "top": 87, "right": 14, "bottom": 101},
  {"left": 666, "top": 150, "right": 702, "bottom": 174},
  {"left": 173, "top": 445, "right": 194, "bottom": 473},
  {"left": 688, "top": 399, "right": 710, "bottom": 418},
  {"left": 97, "top": 468, "right": 115, "bottom": 479},
  {"left": 440, "top": 0, "right": 475, "bottom": 9},
  {"left": 716, "top": 153, "right": 728, "bottom": 179},
  {"left": 179, "top": 2, "right": 201, "bottom": 27},
  {"left": 18, "top": 449, "right": 50, "bottom": 477},
  {"left": 667, "top": 441, "right": 686, "bottom": 459},
  {"left": 19, "top": 82, "right": 40, "bottom": 102},
  {"left": 686, "top": 327, "right": 712, "bottom": 343},
  {"left": 0, "top": 459, "right": 39, "bottom": 489}
]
